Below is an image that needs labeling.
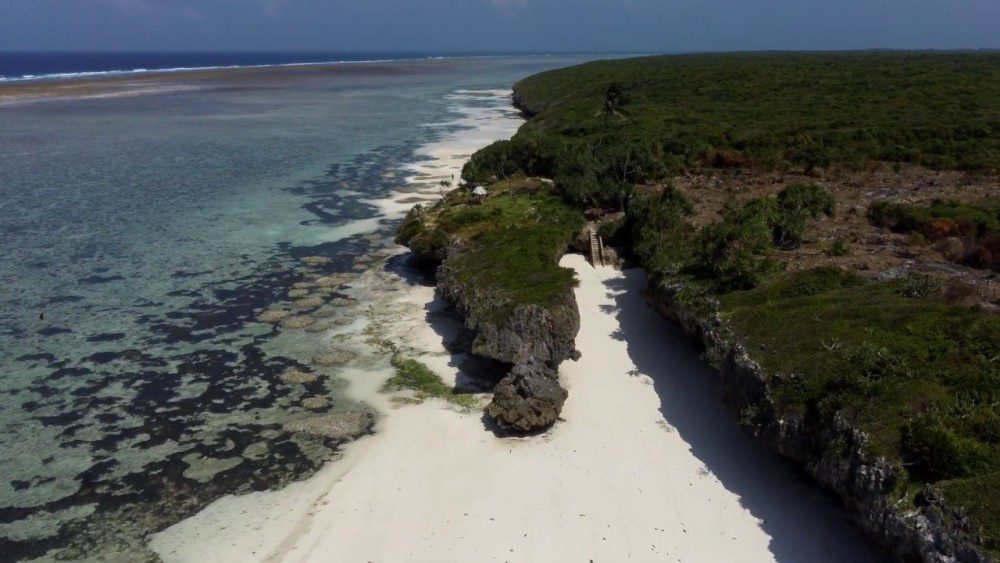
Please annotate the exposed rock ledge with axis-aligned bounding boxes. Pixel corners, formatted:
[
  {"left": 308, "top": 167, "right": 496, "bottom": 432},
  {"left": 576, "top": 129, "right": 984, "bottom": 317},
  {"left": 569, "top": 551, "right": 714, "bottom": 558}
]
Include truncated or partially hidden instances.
[
  {"left": 643, "top": 278, "right": 991, "bottom": 563},
  {"left": 396, "top": 198, "right": 580, "bottom": 432}
]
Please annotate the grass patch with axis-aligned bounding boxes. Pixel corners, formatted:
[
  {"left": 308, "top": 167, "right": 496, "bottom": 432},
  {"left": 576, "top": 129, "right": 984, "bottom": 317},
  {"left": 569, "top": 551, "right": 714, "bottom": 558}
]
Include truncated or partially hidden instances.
[
  {"left": 936, "top": 473, "right": 1000, "bottom": 559},
  {"left": 720, "top": 269, "right": 999, "bottom": 485},
  {"left": 383, "top": 354, "right": 478, "bottom": 409},
  {"left": 397, "top": 178, "right": 584, "bottom": 322}
]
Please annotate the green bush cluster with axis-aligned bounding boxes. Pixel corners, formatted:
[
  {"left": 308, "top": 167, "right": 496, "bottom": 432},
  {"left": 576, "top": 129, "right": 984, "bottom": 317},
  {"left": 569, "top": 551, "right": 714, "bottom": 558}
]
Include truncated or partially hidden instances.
[
  {"left": 773, "top": 183, "right": 836, "bottom": 249},
  {"left": 626, "top": 186, "right": 695, "bottom": 275},
  {"left": 628, "top": 184, "right": 836, "bottom": 290},
  {"left": 902, "top": 415, "right": 996, "bottom": 481},
  {"left": 462, "top": 134, "right": 665, "bottom": 209},
  {"left": 693, "top": 199, "right": 786, "bottom": 290}
]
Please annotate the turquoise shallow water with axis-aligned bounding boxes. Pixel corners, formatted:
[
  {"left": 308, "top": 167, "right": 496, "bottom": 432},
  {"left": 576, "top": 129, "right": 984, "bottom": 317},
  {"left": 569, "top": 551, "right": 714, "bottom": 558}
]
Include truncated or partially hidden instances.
[{"left": 0, "top": 55, "right": 597, "bottom": 560}]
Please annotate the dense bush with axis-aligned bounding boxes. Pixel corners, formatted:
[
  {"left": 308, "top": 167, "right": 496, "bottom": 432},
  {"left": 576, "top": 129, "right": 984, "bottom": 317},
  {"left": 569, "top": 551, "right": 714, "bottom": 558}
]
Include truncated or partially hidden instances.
[
  {"left": 766, "top": 266, "right": 866, "bottom": 298},
  {"left": 513, "top": 52, "right": 1000, "bottom": 173},
  {"left": 628, "top": 185, "right": 836, "bottom": 290},
  {"left": 693, "top": 199, "right": 785, "bottom": 290},
  {"left": 773, "top": 184, "right": 836, "bottom": 249},
  {"left": 626, "top": 186, "right": 695, "bottom": 274},
  {"left": 903, "top": 416, "right": 993, "bottom": 481}
]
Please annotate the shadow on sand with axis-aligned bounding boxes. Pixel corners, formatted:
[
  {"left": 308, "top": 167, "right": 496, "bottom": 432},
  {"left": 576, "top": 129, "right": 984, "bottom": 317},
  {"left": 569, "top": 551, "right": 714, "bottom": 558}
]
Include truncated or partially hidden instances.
[{"left": 604, "top": 268, "right": 885, "bottom": 563}]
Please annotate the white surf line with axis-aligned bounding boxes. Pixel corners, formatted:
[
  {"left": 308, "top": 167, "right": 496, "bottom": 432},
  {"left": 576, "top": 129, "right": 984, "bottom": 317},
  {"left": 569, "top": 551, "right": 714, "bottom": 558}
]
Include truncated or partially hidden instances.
[
  {"left": 364, "top": 89, "right": 523, "bottom": 220},
  {"left": 151, "top": 254, "right": 882, "bottom": 562}
]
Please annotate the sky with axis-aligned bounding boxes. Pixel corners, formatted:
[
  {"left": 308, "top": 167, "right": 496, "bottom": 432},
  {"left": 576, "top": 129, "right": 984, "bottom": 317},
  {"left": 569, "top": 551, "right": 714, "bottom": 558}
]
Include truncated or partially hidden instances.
[{"left": 1, "top": 0, "right": 998, "bottom": 52}]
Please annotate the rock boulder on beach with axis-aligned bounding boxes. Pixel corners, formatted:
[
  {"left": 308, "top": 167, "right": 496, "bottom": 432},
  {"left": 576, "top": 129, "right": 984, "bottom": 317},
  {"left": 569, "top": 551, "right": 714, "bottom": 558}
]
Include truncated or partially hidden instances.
[{"left": 486, "top": 358, "right": 567, "bottom": 433}]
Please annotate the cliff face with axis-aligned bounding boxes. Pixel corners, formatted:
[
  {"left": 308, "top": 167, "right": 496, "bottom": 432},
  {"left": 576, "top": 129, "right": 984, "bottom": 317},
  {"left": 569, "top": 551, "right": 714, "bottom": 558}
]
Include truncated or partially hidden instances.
[
  {"left": 396, "top": 182, "right": 583, "bottom": 432},
  {"left": 644, "top": 279, "right": 991, "bottom": 563},
  {"left": 409, "top": 236, "right": 579, "bottom": 432},
  {"left": 438, "top": 254, "right": 579, "bottom": 367}
]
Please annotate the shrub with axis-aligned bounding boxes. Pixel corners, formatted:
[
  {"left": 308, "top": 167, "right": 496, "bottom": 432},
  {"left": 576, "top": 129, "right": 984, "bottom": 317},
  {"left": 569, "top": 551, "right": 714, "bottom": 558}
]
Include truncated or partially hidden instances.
[
  {"left": 773, "top": 184, "right": 835, "bottom": 249},
  {"left": 827, "top": 237, "right": 851, "bottom": 256},
  {"left": 771, "top": 266, "right": 866, "bottom": 299},
  {"left": 972, "top": 408, "right": 1000, "bottom": 445},
  {"left": 627, "top": 186, "right": 694, "bottom": 274},
  {"left": 867, "top": 198, "right": 1000, "bottom": 268},
  {"left": 896, "top": 272, "right": 942, "bottom": 298},
  {"left": 903, "top": 416, "right": 992, "bottom": 481},
  {"left": 693, "top": 198, "right": 784, "bottom": 290},
  {"left": 843, "top": 342, "right": 912, "bottom": 381}
]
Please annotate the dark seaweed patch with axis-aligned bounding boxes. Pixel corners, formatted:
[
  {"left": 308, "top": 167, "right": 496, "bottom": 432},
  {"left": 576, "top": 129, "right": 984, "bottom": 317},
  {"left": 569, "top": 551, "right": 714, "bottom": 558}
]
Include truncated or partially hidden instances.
[
  {"left": 171, "top": 270, "right": 213, "bottom": 279},
  {"left": 46, "top": 295, "right": 85, "bottom": 305},
  {"left": 86, "top": 333, "right": 126, "bottom": 342},
  {"left": 79, "top": 275, "right": 126, "bottom": 284},
  {"left": 37, "top": 326, "right": 73, "bottom": 336}
]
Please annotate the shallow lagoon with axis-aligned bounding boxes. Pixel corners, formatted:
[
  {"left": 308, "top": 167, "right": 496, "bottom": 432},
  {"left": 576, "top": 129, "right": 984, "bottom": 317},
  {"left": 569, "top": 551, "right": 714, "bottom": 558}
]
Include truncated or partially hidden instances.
[{"left": 0, "top": 55, "right": 596, "bottom": 559}]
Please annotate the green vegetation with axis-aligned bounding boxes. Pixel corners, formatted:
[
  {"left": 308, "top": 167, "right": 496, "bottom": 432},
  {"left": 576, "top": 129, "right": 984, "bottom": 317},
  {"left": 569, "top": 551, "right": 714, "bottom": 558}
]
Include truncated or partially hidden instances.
[
  {"left": 384, "top": 355, "right": 478, "bottom": 408},
  {"left": 455, "top": 52, "right": 1000, "bottom": 552},
  {"left": 366, "top": 325, "right": 478, "bottom": 408},
  {"left": 464, "top": 53, "right": 1000, "bottom": 213},
  {"left": 718, "top": 268, "right": 998, "bottom": 550},
  {"left": 827, "top": 237, "right": 851, "bottom": 257},
  {"left": 721, "top": 270, "right": 997, "bottom": 455},
  {"left": 868, "top": 198, "right": 1000, "bottom": 270},
  {"left": 773, "top": 183, "right": 836, "bottom": 249},
  {"left": 625, "top": 183, "right": 835, "bottom": 291},
  {"left": 397, "top": 178, "right": 584, "bottom": 321},
  {"left": 513, "top": 52, "right": 1000, "bottom": 173},
  {"left": 938, "top": 474, "right": 1000, "bottom": 555}
]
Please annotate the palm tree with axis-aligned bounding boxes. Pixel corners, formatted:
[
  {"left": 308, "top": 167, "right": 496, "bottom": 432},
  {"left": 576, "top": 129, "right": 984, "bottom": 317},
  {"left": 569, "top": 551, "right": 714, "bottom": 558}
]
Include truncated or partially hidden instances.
[
  {"left": 595, "top": 82, "right": 628, "bottom": 149},
  {"left": 596, "top": 82, "right": 628, "bottom": 123}
]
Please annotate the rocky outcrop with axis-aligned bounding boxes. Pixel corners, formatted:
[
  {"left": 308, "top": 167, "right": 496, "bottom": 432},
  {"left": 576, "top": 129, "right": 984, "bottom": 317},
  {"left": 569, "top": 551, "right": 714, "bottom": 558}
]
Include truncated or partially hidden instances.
[
  {"left": 486, "top": 358, "right": 568, "bottom": 432},
  {"left": 644, "top": 278, "right": 992, "bottom": 563},
  {"left": 437, "top": 256, "right": 579, "bottom": 368},
  {"left": 397, "top": 214, "right": 580, "bottom": 433}
]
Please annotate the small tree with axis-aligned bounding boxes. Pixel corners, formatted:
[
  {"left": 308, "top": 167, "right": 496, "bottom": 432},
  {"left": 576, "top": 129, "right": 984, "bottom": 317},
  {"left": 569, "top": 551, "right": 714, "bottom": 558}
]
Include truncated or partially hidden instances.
[{"left": 595, "top": 82, "right": 629, "bottom": 146}]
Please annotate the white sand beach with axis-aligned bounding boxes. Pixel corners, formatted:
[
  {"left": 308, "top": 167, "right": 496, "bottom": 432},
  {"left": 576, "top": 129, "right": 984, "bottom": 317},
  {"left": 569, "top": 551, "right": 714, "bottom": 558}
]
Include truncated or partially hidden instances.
[{"left": 151, "top": 254, "right": 881, "bottom": 562}]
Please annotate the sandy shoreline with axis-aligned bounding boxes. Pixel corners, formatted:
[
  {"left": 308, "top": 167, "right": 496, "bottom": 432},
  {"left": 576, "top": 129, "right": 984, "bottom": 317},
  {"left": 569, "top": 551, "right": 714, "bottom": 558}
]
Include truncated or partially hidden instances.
[{"left": 151, "top": 255, "right": 882, "bottom": 562}]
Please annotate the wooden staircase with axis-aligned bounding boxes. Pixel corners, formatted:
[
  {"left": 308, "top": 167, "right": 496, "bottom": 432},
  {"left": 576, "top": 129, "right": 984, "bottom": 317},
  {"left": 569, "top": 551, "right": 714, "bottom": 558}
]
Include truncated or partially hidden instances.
[{"left": 589, "top": 229, "right": 605, "bottom": 268}]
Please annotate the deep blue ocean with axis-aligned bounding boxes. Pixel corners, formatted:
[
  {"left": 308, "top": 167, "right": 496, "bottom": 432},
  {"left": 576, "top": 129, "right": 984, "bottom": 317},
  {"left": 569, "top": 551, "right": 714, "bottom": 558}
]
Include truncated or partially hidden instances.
[{"left": 0, "top": 51, "right": 558, "bottom": 81}]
